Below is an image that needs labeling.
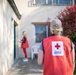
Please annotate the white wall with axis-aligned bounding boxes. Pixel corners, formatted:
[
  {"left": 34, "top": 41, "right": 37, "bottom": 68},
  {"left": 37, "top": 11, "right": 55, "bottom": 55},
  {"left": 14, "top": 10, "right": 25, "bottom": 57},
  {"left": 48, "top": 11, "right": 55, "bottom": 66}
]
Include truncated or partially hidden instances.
[
  {"left": 15, "top": 0, "right": 66, "bottom": 58},
  {"left": 0, "top": 0, "right": 3, "bottom": 75},
  {"left": 0, "top": 0, "right": 19, "bottom": 75}
]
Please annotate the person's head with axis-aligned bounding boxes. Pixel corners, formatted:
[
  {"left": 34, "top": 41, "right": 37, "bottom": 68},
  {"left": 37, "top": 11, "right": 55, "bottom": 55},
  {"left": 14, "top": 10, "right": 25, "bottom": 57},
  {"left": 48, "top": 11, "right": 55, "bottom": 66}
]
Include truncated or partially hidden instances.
[
  {"left": 50, "top": 19, "right": 63, "bottom": 35},
  {"left": 22, "top": 31, "right": 26, "bottom": 36}
]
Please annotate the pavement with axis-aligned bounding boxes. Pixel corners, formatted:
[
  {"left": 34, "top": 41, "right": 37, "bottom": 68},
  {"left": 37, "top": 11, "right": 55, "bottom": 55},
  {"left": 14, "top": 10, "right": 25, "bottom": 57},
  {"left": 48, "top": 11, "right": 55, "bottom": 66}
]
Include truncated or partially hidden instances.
[{"left": 5, "top": 58, "right": 43, "bottom": 75}]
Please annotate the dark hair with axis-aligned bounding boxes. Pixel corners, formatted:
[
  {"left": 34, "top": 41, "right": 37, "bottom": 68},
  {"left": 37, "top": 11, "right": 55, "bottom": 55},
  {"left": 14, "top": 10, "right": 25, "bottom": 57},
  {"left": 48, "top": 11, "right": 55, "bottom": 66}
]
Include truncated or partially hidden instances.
[{"left": 23, "top": 31, "right": 26, "bottom": 34}]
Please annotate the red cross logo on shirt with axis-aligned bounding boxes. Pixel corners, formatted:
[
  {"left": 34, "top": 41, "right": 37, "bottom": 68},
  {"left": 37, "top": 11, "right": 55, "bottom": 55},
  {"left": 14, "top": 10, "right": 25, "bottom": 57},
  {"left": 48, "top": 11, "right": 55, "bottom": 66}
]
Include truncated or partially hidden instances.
[{"left": 55, "top": 43, "right": 60, "bottom": 50}]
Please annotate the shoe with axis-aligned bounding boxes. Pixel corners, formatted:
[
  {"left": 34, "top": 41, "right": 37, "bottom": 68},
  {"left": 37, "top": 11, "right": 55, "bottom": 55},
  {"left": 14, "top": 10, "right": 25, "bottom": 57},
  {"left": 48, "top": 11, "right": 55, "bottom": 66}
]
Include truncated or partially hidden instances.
[
  {"left": 22, "top": 58, "right": 28, "bottom": 62},
  {"left": 25, "top": 58, "right": 28, "bottom": 61}
]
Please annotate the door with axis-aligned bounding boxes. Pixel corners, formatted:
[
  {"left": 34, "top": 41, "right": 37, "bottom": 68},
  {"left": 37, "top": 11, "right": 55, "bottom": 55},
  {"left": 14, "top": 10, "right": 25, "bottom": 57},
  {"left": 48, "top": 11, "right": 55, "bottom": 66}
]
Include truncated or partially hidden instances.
[{"left": 14, "top": 24, "right": 16, "bottom": 60}]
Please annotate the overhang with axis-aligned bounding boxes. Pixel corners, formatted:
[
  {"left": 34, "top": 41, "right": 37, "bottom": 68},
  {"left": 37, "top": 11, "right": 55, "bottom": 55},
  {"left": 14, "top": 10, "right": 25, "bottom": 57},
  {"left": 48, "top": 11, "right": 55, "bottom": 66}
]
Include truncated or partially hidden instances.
[
  {"left": 32, "top": 22, "right": 48, "bottom": 25},
  {"left": 7, "top": 0, "right": 21, "bottom": 20}
]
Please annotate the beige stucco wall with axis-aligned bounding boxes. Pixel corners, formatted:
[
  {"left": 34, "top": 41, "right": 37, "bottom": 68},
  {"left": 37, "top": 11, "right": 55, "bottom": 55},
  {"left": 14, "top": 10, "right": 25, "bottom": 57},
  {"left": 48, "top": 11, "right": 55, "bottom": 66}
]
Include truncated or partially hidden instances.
[
  {"left": 0, "top": 0, "right": 20, "bottom": 75},
  {"left": 16, "top": 0, "right": 66, "bottom": 58},
  {"left": 0, "top": 0, "right": 3, "bottom": 75}
]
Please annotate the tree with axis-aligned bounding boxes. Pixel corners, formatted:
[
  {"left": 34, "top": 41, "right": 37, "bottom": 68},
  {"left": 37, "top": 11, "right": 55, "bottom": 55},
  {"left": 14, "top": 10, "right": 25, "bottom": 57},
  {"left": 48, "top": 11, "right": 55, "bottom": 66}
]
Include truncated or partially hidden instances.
[{"left": 57, "top": 5, "right": 76, "bottom": 49}]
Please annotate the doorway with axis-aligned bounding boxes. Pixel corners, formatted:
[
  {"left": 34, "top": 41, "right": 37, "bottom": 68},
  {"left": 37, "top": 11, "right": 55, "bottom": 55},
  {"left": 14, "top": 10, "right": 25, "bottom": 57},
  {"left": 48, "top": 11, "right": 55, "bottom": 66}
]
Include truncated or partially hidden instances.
[{"left": 14, "top": 21, "right": 17, "bottom": 60}]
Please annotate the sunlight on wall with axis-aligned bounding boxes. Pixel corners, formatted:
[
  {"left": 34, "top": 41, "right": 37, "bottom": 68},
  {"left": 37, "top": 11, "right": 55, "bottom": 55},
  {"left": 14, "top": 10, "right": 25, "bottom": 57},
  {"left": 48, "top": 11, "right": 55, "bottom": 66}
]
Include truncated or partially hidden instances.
[
  {"left": 0, "top": 0, "right": 19, "bottom": 75},
  {"left": 0, "top": 0, "right": 3, "bottom": 75},
  {"left": 2, "top": 13, "right": 15, "bottom": 75}
]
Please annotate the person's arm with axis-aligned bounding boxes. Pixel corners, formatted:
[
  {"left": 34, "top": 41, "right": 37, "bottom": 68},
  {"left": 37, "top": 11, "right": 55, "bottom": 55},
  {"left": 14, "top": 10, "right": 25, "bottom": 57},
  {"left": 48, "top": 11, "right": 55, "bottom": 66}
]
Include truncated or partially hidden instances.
[
  {"left": 37, "top": 49, "right": 44, "bottom": 65},
  {"left": 71, "top": 43, "right": 75, "bottom": 73},
  {"left": 21, "top": 37, "right": 23, "bottom": 43},
  {"left": 37, "top": 42, "right": 44, "bottom": 65},
  {"left": 72, "top": 48, "right": 75, "bottom": 73}
]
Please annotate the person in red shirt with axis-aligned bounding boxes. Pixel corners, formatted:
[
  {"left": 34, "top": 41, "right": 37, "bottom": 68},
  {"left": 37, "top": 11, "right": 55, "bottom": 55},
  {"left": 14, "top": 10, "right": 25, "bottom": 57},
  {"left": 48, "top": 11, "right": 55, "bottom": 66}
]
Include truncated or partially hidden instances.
[
  {"left": 37, "top": 19, "right": 75, "bottom": 75},
  {"left": 21, "top": 31, "right": 29, "bottom": 62}
]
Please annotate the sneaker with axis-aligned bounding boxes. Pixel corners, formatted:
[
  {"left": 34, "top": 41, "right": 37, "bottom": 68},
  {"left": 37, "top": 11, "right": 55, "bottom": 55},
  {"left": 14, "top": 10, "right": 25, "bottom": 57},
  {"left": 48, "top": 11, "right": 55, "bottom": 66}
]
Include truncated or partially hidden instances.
[
  {"left": 22, "top": 58, "right": 28, "bottom": 62},
  {"left": 25, "top": 58, "right": 28, "bottom": 61}
]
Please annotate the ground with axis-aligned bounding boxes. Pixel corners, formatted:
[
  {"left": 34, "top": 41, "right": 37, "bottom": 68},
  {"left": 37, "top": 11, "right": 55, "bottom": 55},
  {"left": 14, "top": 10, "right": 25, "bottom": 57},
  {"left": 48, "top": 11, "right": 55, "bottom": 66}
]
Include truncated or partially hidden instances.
[
  {"left": 5, "top": 58, "right": 76, "bottom": 75},
  {"left": 5, "top": 58, "right": 43, "bottom": 75}
]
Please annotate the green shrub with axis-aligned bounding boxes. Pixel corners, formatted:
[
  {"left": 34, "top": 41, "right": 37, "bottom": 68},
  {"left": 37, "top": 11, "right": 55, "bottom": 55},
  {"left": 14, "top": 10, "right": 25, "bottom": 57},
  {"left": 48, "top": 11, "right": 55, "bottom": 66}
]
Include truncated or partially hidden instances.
[{"left": 57, "top": 5, "right": 76, "bottom": 49}]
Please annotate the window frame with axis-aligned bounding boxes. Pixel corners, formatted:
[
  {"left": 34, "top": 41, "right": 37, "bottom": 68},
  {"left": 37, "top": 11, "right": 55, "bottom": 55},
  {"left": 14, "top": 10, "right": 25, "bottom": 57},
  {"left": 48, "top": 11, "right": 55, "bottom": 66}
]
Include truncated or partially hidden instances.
[
  {"left": 32, "top": 22, "right": 48, "bottom": 43},
  {"left": 33, "top": 0, "right": 72, "bottom": 5}
]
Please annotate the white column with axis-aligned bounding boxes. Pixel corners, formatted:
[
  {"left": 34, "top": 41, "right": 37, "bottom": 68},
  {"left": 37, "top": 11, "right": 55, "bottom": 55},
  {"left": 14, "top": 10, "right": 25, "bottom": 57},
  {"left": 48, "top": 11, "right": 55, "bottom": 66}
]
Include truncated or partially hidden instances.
[
  {"left": 33, "top": 0, "right": 36, "bottom": 4},
  {"left": 46, "top": 0, "right": 48, "bottom": 4}
]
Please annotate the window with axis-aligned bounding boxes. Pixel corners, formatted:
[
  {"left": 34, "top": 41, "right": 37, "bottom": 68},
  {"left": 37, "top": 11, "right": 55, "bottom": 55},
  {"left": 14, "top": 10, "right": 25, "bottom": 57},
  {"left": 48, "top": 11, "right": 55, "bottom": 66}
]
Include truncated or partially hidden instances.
[
  {"left": 58, "top": 0, "right": 72, "bottom": 5},
  {"left": 35, "top": 0, "right": 46, "bottom": 4},
  {"left": 33, "top": 0, "right": 72, "bottom": 5},
  {"left": 35, "top": 25, "right": 47, "bottom": 43}
]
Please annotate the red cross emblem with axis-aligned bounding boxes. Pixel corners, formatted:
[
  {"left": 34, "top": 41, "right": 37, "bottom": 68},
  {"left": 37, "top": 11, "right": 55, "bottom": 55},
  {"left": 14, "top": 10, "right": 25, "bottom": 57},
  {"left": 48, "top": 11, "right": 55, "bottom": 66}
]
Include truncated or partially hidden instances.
[{"left": 55, "top": 43, "right": 60, "bottom": 50}]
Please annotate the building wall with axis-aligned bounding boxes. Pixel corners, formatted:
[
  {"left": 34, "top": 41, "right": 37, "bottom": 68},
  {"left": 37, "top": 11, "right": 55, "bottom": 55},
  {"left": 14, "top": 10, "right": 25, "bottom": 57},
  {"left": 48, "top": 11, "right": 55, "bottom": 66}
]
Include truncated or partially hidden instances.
[
  {"left": 17, "top": 0, "right": 66, "bottom": 58},
  {"left": 0, "top": 0, "right": 3, "bottom": 75},
  {"left": 0, "top": 0, "right": 19, "bottom": 75}
]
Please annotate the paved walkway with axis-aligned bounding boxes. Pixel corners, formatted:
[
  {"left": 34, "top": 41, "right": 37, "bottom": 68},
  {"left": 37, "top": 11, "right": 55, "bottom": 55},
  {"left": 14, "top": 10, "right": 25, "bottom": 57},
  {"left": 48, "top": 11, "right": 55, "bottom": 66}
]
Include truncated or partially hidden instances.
[{"left": 5, "top": 58, "right": 43, "bottom": 75}]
